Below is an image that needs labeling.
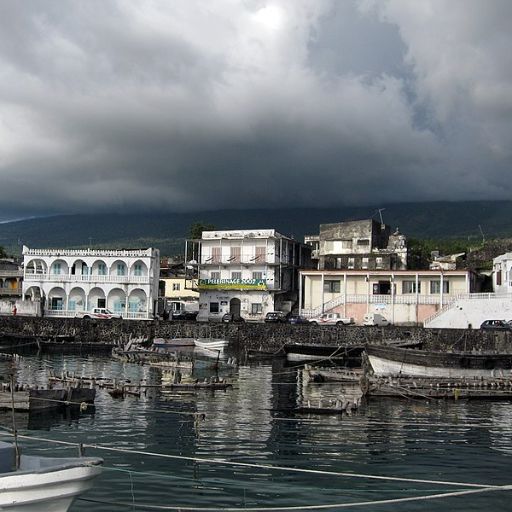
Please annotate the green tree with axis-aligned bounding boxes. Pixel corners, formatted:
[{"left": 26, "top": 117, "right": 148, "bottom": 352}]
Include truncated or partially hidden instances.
[
  {"left": 0, "top": 246, "right": 7, "bottom": 258},
  {"left": 188, "top": 222, "right": 216, "bottom": 239}
]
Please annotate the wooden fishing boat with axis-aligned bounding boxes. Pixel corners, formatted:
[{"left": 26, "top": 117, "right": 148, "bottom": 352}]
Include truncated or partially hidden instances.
[
  {"left": 153, "top": 337, "right": 196, "bottom": 348},
  {"left": 0, "top": 334, "right": 39, "bottom": 352},
  {"left": 0, "top": 387, "right": 96, "bottom": 412},
  {"left": 193, "top": 338, "right": 229, "bottom": 351},
  {"left": 284, "top": 343, "right": 364, "bottom": 363},
  {"left": 38, "top": 337, "right": 115, "bottom": 353},
  {"left": 0, "top": 441, "right": 102, "bottom": 511},
  {"left": 285, "top": 339, "right": 422, "bottom": 364},
  {"left": 303, "top": 366, "right": 363, "bottom": 383},
  {"left": 366, "top": 345, "right": 512, "bottom": 378}
]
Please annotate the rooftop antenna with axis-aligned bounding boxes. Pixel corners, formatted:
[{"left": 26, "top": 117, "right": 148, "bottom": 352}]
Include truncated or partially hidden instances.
[
  {"left": 478, "top": 225, "right": 485, "bottom": 245},
  {"left": 378, "top": 208, "right": 386, "bottom": 225}
]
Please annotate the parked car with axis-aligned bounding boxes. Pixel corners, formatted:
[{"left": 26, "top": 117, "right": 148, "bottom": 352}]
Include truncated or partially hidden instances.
[
  {"left": 480, "top": 320, "right": 512, "bottom": 330},
  {"left": 222, "top": 313, "right": 245, "bottom": 323},
  {"left": 171, "top": 310, "right": 198, "bottom": 321},
  {"left": 308, "top": 313, "right": 354, "bottom": 326},
  {"left": 264, "top": 311, "right": 289, "bottom": 323},
  {"left": 75, "top": 308, "right": 122, "bottom": 320},
  {"left": 288, "top": 315, "right": 310, "bottom": 325},
  {"left": 363, "top": 313, "right": 390, "bottom": 326}
]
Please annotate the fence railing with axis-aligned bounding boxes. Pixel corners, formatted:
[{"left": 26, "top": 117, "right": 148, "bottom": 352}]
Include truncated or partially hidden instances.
[
  {"left": 304, "top": 293, "right": 463, "bottom": 318},
  {"left": 25, "top": 274, "right": 150, "bottom": 284}
]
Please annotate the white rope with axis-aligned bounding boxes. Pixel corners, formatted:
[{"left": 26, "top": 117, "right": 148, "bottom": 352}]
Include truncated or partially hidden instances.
[
  {"left": 3, "top": 431, "right": 497, "bottom": 489},
  {"left": 78, "top": 484, "right": 512, "bottom": 511}
]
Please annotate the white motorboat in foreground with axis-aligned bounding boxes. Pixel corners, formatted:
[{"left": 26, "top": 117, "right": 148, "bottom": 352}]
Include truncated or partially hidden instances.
[
  {"left": 193, "top": 338, "right": 230, "bottom": 351},
  {"left": 0, "top": 441, "right": 103, "bottom": 511}
]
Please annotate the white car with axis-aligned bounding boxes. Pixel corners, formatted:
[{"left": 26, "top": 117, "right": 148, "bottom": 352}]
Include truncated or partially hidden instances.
[
  {"left": 75, "top": 308, "right": 122, "bottom": 320},
  {"left": 308, "top": 313, "right": 354, "bottom": 326},
  {"left": 363, "top": 313, "right": 390, "bottom": 326}
]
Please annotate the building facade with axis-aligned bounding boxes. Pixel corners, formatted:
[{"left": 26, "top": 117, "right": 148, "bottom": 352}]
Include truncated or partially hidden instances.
[
  {"left": 161, "top": 276, "right": 199, "bottom": 300},
  {"left": 492, "top": 252, "right": 512, "bottom": 294},
  {"left": 0, "top": 259, "right": 23, "bottom": 298},
  {"left": 22, "top": 246, "right": 160, "bottom": 320},
  {"left": 188, "top": 229, "right": 312, "bottom": 321},
  {"left": 306, "top": 219, "right": 408, "bottom": 271},
  {"left": 300, "top": 269, "right": 476, "bottom": 325}
]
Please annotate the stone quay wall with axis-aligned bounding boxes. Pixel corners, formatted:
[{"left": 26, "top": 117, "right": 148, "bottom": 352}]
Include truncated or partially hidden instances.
[{"left": 1, "top": 316, "right": 511, "bottom": 353}]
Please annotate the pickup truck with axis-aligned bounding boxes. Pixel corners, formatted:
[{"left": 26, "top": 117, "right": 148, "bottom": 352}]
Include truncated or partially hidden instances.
[
  {"left": 75, "top": 308, "right": 122, "bottom": 319},
  {"left": 308, "top": 313, "right": 354, "bottom": 326}
]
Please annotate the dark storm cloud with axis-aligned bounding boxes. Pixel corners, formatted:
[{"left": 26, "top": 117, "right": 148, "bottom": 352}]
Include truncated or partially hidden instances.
[{"left": 0, "top": 0, "right": 511, "bottom": 218}]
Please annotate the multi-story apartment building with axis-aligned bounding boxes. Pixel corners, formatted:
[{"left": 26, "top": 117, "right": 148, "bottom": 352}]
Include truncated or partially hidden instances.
[
  {"left": 305, "top": 219, "right": 408, "bottom": 271},
  {"left": 300, "top": 268, "right": 477, "bottom": 325},
  {"left": 22, "top": 246, "right": 160, "bottom": 320},
  {"left": 187, "top": 230, "right": 312, "bottom": 321}
]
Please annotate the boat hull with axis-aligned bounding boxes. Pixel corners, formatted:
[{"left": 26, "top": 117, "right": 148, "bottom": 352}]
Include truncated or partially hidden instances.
[
  {"left": 367, "top": 345, "right": 512, "bottom": 378},
  {"left": 193, "top": 339, "right": 229, "bottom": 351},
  {"left": 284, "top": 344, "right": 363, "bottom": 363},
  {"left": 153, "top": 338, "right": 196, "bottom": 348},
  {"left": 0, "top": 458, "right": 102, "bottom": 512}
]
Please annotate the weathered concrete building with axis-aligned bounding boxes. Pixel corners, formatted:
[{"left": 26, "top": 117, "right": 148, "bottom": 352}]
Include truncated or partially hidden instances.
[{"left": 306, "top": 219, "right": 408, "bottom": 271}]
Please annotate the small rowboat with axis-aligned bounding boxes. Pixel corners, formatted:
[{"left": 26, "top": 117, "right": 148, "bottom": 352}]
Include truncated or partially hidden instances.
[{"left": 0, "top": 441, "right": 102, "bottom": 511}]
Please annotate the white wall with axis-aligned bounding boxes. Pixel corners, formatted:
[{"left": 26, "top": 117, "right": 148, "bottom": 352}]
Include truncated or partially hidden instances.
[
  {"left": 425, "top": 297, "right": 512, "bottom": 329},
  {"left": 0, "top": 299, "right": 40, "bottom": 316}
]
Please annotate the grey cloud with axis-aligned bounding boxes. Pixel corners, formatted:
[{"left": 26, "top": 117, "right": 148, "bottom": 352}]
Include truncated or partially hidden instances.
[{"left": 0, "top": 0, "right": 511, "bottom": 219}]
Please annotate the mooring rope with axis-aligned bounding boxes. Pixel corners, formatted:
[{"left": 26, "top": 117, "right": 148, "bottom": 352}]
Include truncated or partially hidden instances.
[
  {"left": 77, "top": 484, "right": 512, "bottom": 511},
  {"left": 0, "top": 429, "right": 498, "bottom": 489}
]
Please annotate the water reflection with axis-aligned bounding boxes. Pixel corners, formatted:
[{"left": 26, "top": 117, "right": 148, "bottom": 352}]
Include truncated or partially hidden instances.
[{"left": 0, "top": 354, "right": 512, "bottom": 511}]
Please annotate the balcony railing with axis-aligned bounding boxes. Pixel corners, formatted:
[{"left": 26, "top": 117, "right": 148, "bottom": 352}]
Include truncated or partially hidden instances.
[
  {"left": 24, "top": 248, "right": 153, "bottom": 257},
  {"left": 25, "top": 273, "right": 151, "bottom": 284},
  {"left": 0, "top": 270, "right": 23, "bottom": 277},
  {"left": 0, "top": 287, "right": 22, "bottom": 296},
  {"left": 201, "top": 257, "right": 277, "bottom": 266}
]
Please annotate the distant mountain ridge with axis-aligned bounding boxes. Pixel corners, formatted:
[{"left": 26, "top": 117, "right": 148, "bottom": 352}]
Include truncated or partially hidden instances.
[{"left": 0, "top": 201, "right": 511, "bottom": 256}]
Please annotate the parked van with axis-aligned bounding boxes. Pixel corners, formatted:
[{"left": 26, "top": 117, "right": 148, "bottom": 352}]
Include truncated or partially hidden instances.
[{"left": 363, "top": 313, "right": 390, "bottom": 326}]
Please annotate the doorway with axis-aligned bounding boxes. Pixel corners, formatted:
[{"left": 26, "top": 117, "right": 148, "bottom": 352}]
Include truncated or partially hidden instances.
[{"left": 229, "top": 298, "right": 241, "bottom": 317}]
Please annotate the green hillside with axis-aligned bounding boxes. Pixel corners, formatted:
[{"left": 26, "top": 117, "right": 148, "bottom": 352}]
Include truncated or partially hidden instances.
[{"left": 0, "top": 201, "right": 511, "bottom": 256}]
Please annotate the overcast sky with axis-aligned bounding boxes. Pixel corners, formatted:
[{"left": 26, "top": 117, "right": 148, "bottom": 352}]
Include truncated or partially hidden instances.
[{"left": 0, "top": 0, "right": 511, "bottom": 220}]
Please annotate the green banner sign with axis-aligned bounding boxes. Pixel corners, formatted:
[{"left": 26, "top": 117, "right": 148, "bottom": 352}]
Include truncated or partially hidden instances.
[{"left": 198, "top": 278, "right": 267, "bottom": 290}]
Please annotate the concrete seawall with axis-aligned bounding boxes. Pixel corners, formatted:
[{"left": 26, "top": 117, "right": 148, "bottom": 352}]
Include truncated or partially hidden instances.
[{"left": 1, "top": 317, "right": 511, "bottom": 353}]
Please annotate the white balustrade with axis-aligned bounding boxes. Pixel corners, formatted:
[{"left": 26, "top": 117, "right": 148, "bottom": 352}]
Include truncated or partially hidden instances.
[
  {"left": 24, "top": 248, "right": 153, "bottom": 257},
  {"left": 24, "top": 273, "right": 150, "bottom": 284}
]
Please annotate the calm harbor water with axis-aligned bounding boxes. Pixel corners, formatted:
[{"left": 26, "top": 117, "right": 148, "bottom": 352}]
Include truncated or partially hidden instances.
[{"left": 2, "top": 352, "right": 512, "bottom": 511}]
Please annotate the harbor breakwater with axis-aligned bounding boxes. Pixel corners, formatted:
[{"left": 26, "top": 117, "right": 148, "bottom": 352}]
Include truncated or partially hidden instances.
[{"left": 1, "top": 316, "right": 512, "bottom": 353}]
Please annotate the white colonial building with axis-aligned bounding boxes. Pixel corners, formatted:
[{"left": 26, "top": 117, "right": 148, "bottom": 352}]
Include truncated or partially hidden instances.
[
  {"left": 22, "top": 246, "right": 160, "bottom": 320},
  {"left": 188, "top": 230, "right": 311, "bottom": 322}
]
